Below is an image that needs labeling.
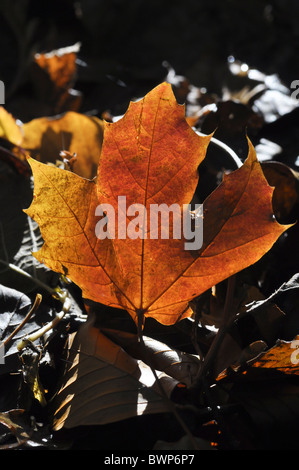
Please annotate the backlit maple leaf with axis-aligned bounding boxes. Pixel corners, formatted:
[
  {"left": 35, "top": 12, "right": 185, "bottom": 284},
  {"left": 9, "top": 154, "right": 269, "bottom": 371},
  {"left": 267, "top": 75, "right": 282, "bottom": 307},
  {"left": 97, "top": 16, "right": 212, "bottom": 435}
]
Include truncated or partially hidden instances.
[{"left": 24, "top": 82, "right": 290, "bottom": 325}]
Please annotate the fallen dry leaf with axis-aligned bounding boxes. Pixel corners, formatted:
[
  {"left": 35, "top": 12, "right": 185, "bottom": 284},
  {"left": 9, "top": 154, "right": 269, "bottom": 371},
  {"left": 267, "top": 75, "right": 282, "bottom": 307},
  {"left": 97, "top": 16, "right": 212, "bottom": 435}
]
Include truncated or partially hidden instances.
[
  {"left": 0, "top": 107, "right": 23, "bottom": 146},
  {"left": 217, "top": 335, "right": 299, "bottom": 381},
  {"left": 22, "top": 112, "right": 104, "bottom": 179},
  {"left": 0, "top": 409, "right": 31, "bottom": 448},
  {"left": 25, "top": 82, "right": 291, "bottom": 326},
  {"left": 249, "top": 334, "right": 299, "bottom": 375},
  {"left": 32, "top": 43, "right": 82, "bottom": 114},
  {"left": 102, "top": 328, "right": 201, "bottom": 387},
  {"left": 52, "top": 314, "right": 183, "bottom": 430},
  {"left": 34, "top": 44, "right": 78, "bottom": 91},
  {"left": 261, "top": 161, "right": 299, "bottom": 222}
]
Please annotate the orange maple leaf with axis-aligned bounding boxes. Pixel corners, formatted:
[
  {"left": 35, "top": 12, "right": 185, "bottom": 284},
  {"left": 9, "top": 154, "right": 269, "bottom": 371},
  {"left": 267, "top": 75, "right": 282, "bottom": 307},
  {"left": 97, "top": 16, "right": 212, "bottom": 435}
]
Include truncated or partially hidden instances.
[{"left": 24, "top": 82, "right": 291, "bottom": 325}]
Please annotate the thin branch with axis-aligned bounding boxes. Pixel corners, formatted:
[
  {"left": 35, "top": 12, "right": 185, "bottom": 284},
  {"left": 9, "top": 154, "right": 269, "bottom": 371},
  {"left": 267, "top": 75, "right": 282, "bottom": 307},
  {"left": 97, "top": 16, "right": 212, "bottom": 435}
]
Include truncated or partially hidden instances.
[
  {"left": 192, "top": 275, "right": 236, "bottom": 384},
  {"left": 17, "top": 293, "right": 71, "bottom": 351},
  {"left": 3, "top": 294, "right": 42, "bottom": 348},
  {"left": 137, "top": 320, "right": 201, "bottom": 450},
  {"left": 0, "top": 259, "right": 57, "bottom": 296},
  {"left": 195, "top": 131, "right": 243, "bottom": 169}
]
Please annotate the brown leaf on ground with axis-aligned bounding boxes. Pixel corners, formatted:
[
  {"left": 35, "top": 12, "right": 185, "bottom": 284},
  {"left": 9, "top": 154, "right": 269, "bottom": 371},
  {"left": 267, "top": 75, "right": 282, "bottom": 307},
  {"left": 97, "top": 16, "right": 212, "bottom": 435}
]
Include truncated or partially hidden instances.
[
  {"left": 32, "top": 43, "right": 82, "bottom": 114},
  {"left": 249, "top": 334, "right": 299, "bottom": 375},
  {"left": 102, "top": 327, "right": 201, "bottom": 387},
  {"left": 22, "top": 112, "right": 104, "bottom": 179},
  {"left": 0, "top": 107, "right": 23, "bottom": 146},
  {"left": 52, "top": 314, "right": 187, "bottom": 430},
  {"left": 261, "top": 161, "right": 299, "bottom": 222}
]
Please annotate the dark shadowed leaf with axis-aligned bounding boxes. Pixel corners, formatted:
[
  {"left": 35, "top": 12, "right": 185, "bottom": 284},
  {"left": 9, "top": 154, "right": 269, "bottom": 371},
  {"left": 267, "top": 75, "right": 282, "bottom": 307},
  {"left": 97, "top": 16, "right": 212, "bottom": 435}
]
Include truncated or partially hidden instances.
[
  {"left": 0, "top": 285, "right": 54, "bottom": 374},
  {"left": 52, "top": 313, "right": 199, "bottom": 430}
]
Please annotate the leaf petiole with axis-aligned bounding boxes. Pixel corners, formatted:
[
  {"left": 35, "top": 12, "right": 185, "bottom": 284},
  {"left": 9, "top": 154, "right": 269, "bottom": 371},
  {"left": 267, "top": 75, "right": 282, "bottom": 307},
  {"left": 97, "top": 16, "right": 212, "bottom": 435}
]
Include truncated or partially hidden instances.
[
  {"left": 0, "top": 259, "right": 57, "bottom": 296},
  {"left": 17, "top": 292, "right": 71, "bottom": 351},
  {"left": 195, "top": 131, "right": 243, "bottom": 169},
  {"left": 3, "top": 293, "right": 42, "bottom": 348}
]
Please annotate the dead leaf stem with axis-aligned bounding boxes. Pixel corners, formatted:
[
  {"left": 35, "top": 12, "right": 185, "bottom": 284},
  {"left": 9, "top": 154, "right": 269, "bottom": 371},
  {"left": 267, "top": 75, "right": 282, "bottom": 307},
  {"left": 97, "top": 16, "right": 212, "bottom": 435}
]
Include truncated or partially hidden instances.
[
  {"left": 17, "top": 292, "right": 71, "bottom": 352},
  {"left": 0, "top": 259, "right": 57, "bottom": 296},
  {"left": 137, "top": 321, "right": 201, "bottom": 450},
  {"left": 196, "top": 131, "right": 243, "bottom": 169},
  {"left": 193, "top": 276, "right": 237, "bottom": 385},
  {"left": 2, "top": 293, "right": 42, "bottom": 348}
]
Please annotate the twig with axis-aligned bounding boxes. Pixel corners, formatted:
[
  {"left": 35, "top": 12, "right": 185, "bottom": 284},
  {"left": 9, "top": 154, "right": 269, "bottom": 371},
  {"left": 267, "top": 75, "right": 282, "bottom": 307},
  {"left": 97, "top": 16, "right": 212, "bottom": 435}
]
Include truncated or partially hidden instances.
[
  {"left": 191, "top": 310, "right": 205, "bottom": 359},
  {"left": 3, "top": 294, "right": 42, "bottom": 348},
  {"left": 195, "top": 131, "right": 243, "bottom": 169},
  {"left": 0, "top": 259, "right": 57, "bottom": 296},
  {"left": 137, "top": 314, "right": 201, "bottom": 450},
  {"left": 193, "top": 276, "right": 237, "bottom": 385},
  {"left": 222, "top": 275, "right": 237, "bottom": 325},
  {"left": 17, "top": 293, "right": 71, "bottom": 351}
]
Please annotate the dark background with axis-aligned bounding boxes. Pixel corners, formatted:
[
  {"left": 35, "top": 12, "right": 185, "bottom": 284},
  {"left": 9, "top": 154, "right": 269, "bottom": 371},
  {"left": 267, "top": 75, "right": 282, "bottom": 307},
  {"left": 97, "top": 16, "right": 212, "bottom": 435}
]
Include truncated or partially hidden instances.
[
  {"left": 0, "top": 0, "right": 299, "bottom": 450},
  {"left": 1, "top": 0, "right": 298, "bottom": 119}
]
